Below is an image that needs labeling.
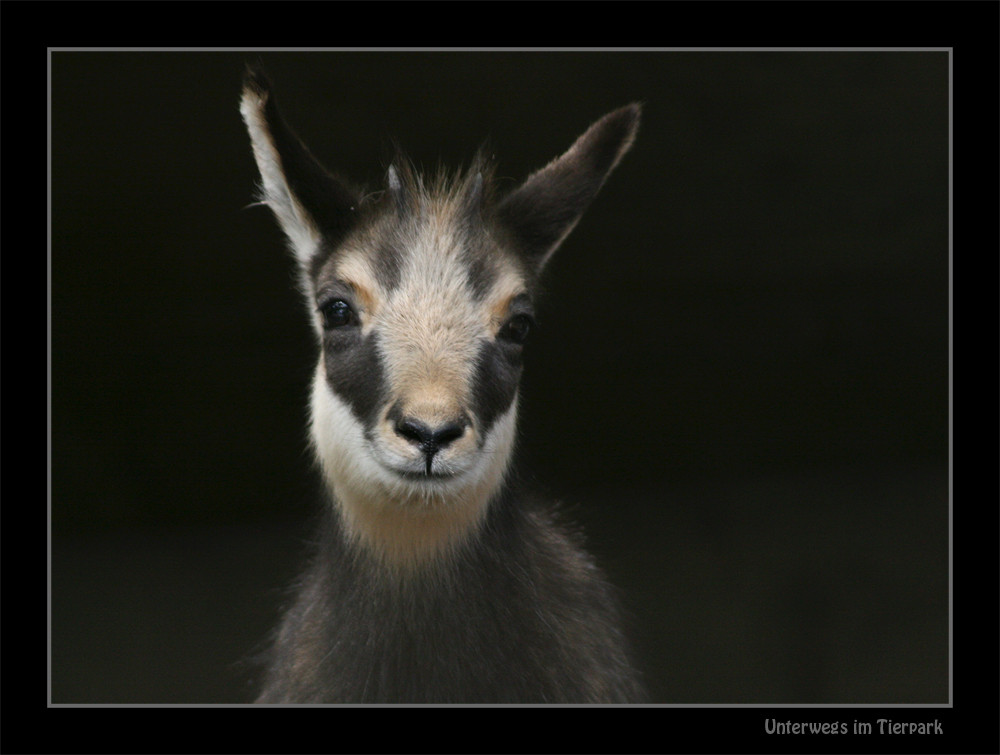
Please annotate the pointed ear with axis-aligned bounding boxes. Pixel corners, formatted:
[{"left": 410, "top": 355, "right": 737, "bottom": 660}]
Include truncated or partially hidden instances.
[
  {"left": 497, "top": 103, "right": 641, "bottom": 273},
  {"left": 239, "top": 66, "right": 359, "bottom": 267}
]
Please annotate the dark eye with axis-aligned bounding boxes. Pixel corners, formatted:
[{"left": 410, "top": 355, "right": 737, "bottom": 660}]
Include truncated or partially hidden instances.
[
  {"left": 499, "top": 313, "right": 534, "bottom": 345},
  {"left": 318, "top": 299, "right": 356, "bottom": 329}
]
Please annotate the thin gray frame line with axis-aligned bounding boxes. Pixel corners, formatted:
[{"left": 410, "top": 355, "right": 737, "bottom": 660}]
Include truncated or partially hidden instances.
[
  {"left": 46, "top": 46, "right": 955, "bottom": 710},
  {"left": 47, "top": 46, "right": 953, "bottom": 52}
]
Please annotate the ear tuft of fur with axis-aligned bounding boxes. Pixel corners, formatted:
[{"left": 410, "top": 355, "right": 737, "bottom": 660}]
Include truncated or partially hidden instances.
[{"left": 242, "top": 63, "right": 272, "bottom": 102}]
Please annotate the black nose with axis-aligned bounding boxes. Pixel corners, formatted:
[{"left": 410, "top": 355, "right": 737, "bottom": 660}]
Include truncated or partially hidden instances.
[
  {"left": 394, "top": 417, "right": 468, "bottom": 474},
  {"left": 395, "top": 418, "right": 467, "bottom": 450}
]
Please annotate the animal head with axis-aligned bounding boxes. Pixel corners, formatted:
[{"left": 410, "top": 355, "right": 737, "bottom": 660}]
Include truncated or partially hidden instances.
[{"left": 241, "top": 68, "right": 639, "bottom": 563}]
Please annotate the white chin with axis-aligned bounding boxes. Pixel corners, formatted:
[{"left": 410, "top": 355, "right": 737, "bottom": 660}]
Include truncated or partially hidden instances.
[
  {"left": 371, "top": 455, "right": 476, "bottom": 498},
  {"left": 388, "top": 466, "right": 461, "bottom": 482},
  {"left": 374, "top": 449, "right": 472, "bottom": 482}
]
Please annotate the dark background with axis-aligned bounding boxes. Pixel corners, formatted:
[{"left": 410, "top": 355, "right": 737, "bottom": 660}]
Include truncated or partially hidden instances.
[{"left": 50, "top": 50, "right": 950, "bottom": 705}]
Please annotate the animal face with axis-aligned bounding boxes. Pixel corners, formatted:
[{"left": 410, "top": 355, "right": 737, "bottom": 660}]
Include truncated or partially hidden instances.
[
  {"left": 241, "top": 67, "right": 639, "bottom": 561},
  {"left": 307, "top": 168, "right": 531, "bottom": 515}
]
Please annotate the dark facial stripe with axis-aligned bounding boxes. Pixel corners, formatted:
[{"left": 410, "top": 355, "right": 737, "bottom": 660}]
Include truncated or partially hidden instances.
[
  {"left": 310, "top": 207, "right": 405, "bottom": 295},
  {"left": 471, "top": 340, "right": 522, "bottom": 439},
  {"left": 371, "top": 234, "right": 404, "bottom": 293},
  {"left": 324, "top": 330, "right": 387, "bottom": 430},
  {"left": 309, "top": 240, "right": 339, "bottom": 284},
  {"left": 462, "top": 246, "right": 499, "bottom": 302}
]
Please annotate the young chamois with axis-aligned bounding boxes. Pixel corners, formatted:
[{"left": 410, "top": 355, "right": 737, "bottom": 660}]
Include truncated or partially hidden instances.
[{"left": 241, "top": 68, "right": 644, "bottom": 704}]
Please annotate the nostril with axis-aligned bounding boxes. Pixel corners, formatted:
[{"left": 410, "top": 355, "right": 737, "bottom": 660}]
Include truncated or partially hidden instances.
[
  {"left": 431, "top": 421, "right": 466, "bottom": 448},
  {"left": 395, "top": 418, "right": 434, "bottom": 446}
]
